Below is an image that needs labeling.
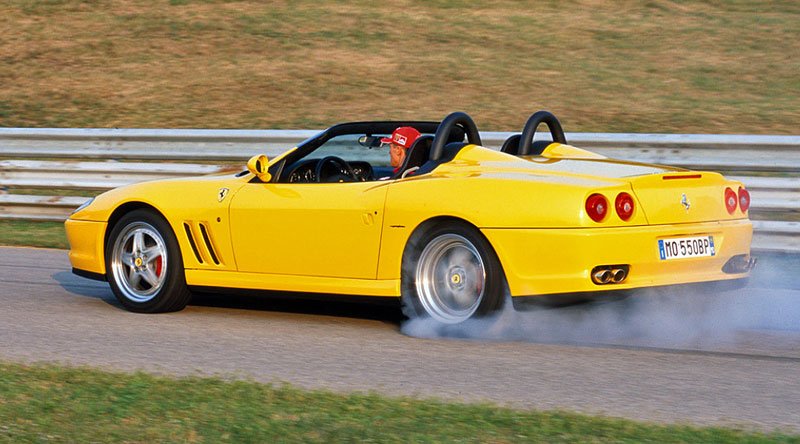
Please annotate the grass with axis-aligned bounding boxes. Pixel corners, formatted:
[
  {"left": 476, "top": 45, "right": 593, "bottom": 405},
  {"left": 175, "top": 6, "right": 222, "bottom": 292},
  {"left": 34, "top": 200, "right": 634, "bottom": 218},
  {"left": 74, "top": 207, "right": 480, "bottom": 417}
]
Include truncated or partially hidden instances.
[
  {"left": 0, "top": 1, "right": 798, "bottom": 133},
  {"left": 0, "top": 361, "right": 797, "bottom": 443},
  {"left": 5, "top": 188, "right": 99, "bottom": 197},
  {"left": 0, "top": 220, "right": 68, "bottom": 249}
]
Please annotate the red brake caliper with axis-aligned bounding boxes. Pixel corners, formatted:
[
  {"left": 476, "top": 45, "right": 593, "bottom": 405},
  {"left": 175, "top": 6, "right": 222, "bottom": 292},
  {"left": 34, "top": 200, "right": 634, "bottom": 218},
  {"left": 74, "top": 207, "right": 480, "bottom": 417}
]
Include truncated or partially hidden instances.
[{"left": 154, "top": 256, "right": 163, "bottom": 277}]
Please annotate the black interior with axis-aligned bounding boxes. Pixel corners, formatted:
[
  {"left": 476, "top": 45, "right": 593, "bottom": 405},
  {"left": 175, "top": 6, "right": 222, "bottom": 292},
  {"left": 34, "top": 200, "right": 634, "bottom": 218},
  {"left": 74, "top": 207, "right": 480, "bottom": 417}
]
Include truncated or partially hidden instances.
[
  {"left": 500, "top": 134, "right": 522, "bottom": 155},
  {"left": 314, "top": 156, "right": 358, "bottom": 183},
  {"left": 417, "top": 142, "right": 469, "bottom": 175},
  {"left": 282, "top": 159, "right": 374, "bottom": 183},
  {"left": 392, "top": 135, "right": 434, "bottom": 179},
  {"left": 265, "top": 117, "right": 473, "bottom": 184},
  {"left": 500, "top": 135, "right": 555, "bottom": 156}
]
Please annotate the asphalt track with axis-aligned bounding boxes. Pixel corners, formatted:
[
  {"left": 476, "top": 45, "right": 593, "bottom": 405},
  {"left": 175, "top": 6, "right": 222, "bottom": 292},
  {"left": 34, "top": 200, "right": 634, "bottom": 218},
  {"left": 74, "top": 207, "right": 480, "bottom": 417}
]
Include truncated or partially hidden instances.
[{"left": 1, "top": 246, "right": 798, "bottom": 432}]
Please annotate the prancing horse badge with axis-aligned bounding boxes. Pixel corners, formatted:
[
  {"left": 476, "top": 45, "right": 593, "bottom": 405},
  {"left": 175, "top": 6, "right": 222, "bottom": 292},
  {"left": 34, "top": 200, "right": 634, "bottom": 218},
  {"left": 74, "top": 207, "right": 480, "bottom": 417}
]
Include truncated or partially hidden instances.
[
  {"left": 218, "top": 188, "right": 229, "bottom": 202},
  {"left": 680, "top": 193, "right": 691, "bottom": 212}
]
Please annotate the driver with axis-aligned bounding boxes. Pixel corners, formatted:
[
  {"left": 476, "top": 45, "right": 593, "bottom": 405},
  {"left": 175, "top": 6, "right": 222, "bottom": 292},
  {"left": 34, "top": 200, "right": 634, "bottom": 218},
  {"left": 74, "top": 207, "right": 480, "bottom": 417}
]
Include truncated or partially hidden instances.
[{"left": 381, "top": 126, "right": 421, "bottom": 175}]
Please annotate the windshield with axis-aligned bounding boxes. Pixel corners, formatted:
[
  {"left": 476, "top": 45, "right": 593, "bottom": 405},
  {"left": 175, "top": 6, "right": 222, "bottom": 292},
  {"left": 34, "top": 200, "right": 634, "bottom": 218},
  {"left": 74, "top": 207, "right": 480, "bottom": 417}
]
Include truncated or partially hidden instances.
[{"left": 312, "top": 134, "right": 392, "bottom": 167}]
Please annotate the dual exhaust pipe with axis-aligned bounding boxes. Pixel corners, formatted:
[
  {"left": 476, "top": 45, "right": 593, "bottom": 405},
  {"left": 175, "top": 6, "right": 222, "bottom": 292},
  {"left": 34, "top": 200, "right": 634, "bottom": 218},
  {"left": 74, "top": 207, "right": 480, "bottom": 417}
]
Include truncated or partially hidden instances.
[
  {"left": 591, "top": 265, "right": 630, "bottom": 285},
  {"left": 591, "top": 255, "right": 756, "bottom": 286}
]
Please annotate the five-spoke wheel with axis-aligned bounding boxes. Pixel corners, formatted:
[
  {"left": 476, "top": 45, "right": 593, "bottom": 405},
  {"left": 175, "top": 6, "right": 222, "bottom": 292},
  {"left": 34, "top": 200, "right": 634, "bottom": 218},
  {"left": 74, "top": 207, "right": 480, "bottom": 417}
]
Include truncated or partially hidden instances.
[
  {"left": 111, "top": 221, "right": 167, "bottom": 303},
  {"left": 106, "top": 209, "right": 191, "bottom": 313},
  {"left": 402, "top": 222, "right": 504, "bottom": 324}
]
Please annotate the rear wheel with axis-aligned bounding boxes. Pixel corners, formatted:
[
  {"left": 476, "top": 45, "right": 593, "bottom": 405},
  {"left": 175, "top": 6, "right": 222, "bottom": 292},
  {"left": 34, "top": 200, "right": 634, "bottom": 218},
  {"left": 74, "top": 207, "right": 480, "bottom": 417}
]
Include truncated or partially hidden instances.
[
  {"left": 105, "top": 209, "right": 191, "bottom": 313},
  {"left": 401, "top": 222, "right": 505, "bottom": 324}
]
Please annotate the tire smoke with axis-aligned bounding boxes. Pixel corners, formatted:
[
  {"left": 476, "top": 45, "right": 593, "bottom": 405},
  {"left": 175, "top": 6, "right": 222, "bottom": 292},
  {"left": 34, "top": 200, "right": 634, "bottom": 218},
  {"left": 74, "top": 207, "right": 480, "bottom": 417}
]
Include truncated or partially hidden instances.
[{"left": 402, "top": 254, "right": 800, "bottom": 354}]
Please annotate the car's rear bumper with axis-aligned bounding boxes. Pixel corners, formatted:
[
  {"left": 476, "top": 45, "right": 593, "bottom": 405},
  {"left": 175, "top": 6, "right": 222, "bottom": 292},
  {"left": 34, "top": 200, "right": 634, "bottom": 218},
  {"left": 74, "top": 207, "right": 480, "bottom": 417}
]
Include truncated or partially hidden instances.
[
  {"left": 65, "top": 218, "right": 107, "bottom": 276},
  {"left": 482, "top": 219, "right": 753, "bottom": 298}
]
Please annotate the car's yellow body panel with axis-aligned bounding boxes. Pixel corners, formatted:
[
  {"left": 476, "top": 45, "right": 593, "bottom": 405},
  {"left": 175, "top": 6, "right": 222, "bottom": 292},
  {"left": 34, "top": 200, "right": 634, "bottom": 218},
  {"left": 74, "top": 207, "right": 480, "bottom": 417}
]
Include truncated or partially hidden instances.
[
  {"left": 65, "top": 219, "right": 107, "bottom": 275},
  {"left": 185, "top": 269, "right": 400, "bottom": 297},
  {"left": 66, "top": 142, "right": 752, "bottom": 299},
  {"left": 229, "top": 180, "right": 390, "bottom": 279},
  {"left": 483, "top": 220, "right": 751, "bottom": 296},
  {"left": 73, "top": 176, "right": 247, "bottom": 274}
]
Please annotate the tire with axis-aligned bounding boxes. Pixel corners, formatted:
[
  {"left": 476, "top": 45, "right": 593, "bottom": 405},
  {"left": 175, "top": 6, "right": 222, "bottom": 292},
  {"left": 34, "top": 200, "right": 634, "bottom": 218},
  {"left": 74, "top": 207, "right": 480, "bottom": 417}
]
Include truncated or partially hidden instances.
[
  {"left": 105, "top": 209, "right": 192, "bottom": 313},
  {"left": 401, "top": 221, "right": 505, "bottom": 324}
]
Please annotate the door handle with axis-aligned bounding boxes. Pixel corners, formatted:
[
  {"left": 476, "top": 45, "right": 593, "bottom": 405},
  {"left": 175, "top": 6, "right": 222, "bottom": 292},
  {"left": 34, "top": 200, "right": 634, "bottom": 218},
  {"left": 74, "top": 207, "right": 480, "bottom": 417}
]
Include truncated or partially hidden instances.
[{"left": 361, "top": 212, "right": 375, "bottom": 225}]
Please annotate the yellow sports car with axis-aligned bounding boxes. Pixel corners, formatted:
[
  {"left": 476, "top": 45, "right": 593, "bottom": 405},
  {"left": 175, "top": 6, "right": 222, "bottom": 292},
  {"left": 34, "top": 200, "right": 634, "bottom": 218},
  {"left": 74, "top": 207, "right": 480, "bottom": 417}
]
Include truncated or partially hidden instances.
[{"left": 66, "top": 111, "right": 755, "bottom": 324}]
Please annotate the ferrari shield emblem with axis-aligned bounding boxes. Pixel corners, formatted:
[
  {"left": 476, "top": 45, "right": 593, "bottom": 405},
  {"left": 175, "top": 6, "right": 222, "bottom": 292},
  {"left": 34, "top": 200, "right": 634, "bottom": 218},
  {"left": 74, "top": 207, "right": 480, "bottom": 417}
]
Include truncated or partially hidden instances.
[
  {"left": 681, "top": 193, "right": 691, "bottom": 212},
  {"left": 218, "top": 188, "right": 229, "bottom": 202}
]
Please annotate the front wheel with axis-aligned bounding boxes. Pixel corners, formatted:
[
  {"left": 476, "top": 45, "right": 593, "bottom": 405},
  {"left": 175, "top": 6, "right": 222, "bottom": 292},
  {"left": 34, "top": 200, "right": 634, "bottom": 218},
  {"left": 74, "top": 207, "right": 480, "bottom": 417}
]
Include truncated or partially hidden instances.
[
  {"left": 401, "top": 222, "right": 505, "bottom": 324},
  {"left": 105, "top": 209, "right": 191, "bottom": 313}
]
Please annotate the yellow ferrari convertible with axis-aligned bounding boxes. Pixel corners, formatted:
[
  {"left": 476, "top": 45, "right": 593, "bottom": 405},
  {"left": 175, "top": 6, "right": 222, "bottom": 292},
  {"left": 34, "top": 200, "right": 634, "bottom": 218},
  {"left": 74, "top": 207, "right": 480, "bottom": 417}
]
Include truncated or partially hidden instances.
[{"left": 66, "top": 111, "right": 755, "bottom": 324}]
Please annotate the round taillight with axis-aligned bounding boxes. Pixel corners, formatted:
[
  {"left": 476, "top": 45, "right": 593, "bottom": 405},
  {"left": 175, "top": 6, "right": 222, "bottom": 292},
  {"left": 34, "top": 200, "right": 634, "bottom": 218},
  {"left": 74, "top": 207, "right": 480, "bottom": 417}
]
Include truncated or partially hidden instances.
[
  {"left": 724, "top": 187, "right": 737, "bottom": 214},
  {"left": 615, "top": 192, "right": 634, "bottom": 221},
  {"left": 586, "top": 193, "right": 608, "bottom": 222},
  {"left": 738, "top": 187, "right": 750, "bottom": 213}
]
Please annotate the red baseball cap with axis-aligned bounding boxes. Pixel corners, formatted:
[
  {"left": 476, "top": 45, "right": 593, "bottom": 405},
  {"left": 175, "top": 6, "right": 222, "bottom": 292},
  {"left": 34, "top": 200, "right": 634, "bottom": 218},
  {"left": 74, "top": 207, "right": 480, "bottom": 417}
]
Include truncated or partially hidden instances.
[{"left": 381, "top": 126, "right": 421, "bottom": 149}]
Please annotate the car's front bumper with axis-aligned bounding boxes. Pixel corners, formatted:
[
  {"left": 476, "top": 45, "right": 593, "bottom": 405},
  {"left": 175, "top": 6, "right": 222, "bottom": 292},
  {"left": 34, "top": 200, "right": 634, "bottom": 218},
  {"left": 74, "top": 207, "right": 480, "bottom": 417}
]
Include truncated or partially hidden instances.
[
  {"left": 482, "top": 219, "right": 753, "bottom": 298},
  {"left": 65, "top": 218, "right": 107, "bottom": 277}
]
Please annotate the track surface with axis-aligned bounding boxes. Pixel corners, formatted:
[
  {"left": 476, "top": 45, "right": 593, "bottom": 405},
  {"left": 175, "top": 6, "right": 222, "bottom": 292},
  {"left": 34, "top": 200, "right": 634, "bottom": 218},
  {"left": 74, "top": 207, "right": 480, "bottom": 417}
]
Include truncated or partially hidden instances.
[{"left": 1, "top": 247, "right": 798, "bottom": 432}]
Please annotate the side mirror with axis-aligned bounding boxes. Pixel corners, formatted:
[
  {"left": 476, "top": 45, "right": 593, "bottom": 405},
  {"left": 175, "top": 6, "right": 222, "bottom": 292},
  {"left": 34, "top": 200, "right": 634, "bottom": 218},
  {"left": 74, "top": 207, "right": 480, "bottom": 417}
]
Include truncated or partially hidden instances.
[{"left": 247, "top": 154, "right": 272, "bottom": 182}]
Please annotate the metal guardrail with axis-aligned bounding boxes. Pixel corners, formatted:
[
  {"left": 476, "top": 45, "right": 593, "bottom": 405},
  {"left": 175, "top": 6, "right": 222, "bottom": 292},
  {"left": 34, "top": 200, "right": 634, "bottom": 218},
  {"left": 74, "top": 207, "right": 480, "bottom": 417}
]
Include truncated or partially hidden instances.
[
  {"left": 2, "top": 128, "right": 799, "bottom": 165},
  {"left": 1, "top": 128, "right": 798, "bottom": 252}
]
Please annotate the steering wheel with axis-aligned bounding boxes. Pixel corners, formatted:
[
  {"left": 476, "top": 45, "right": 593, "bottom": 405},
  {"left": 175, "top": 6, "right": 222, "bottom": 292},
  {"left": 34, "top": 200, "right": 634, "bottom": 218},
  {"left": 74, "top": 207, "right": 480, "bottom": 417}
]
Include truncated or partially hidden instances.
[
  {"left": 429, "top": 111, "right": 482, "bottom": 161},
  {"left": 314, "top": 156, "right": 359, "bottom": 183},
  {"left": 518, "top": 111, "right": 567, "bottom": 156}
]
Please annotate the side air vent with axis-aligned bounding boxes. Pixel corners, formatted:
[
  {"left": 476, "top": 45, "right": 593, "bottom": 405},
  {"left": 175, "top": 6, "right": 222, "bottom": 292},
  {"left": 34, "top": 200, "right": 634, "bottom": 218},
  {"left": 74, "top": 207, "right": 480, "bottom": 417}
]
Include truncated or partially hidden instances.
[
  {"left": 198, "top": 223, "right": 221, "bottom": 265},
  {"left": 183, "top": 223, "right": 204, "bottom": 264}
]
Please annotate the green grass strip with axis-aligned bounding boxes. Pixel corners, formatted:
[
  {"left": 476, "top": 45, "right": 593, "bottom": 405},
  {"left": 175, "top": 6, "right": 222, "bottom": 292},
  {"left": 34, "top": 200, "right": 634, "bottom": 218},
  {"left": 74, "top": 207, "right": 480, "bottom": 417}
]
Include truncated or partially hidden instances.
[
  {"left": 0, "top": 362, "right": 796, "bottom": 443},
  {"left": 0, "top": 220, "right": 67, "bottom": 250}
]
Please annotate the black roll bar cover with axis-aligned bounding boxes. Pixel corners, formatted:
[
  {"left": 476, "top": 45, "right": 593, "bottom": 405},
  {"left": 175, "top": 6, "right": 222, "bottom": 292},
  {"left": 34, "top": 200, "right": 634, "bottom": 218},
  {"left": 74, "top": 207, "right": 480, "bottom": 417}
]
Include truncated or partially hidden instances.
[
  {"left": 518, "top": 110, "right": 567, "bottom": 156},
  {"left": 429, "top": 111, "right": 482, "bottom": 161}
]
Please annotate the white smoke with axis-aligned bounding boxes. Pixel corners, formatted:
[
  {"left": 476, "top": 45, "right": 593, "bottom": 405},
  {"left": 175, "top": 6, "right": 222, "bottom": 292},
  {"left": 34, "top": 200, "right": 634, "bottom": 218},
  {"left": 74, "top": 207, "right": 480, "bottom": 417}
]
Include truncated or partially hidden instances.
[{"left": 402, "top": 254, "right": 800, "bottom": 353}]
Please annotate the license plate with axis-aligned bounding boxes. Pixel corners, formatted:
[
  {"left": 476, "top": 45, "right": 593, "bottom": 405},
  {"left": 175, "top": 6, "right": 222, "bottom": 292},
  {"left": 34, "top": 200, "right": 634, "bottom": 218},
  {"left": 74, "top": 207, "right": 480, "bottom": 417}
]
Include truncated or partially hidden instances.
[{"left": 658, "top": 236, "right": 715, "bottom": 260}]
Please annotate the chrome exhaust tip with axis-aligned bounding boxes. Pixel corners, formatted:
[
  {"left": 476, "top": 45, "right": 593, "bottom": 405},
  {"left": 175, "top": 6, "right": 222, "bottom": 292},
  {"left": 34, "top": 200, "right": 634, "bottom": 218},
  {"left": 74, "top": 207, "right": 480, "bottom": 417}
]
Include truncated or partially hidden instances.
[
  {"left": 610, "top": 268, "right": 627, "bottom": 283},
  {"left": 592, "top": 269, "right": 612, "bottom": 285},
  {"left": 592, "top": 265, "right": 630, "bottom": 285}
]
